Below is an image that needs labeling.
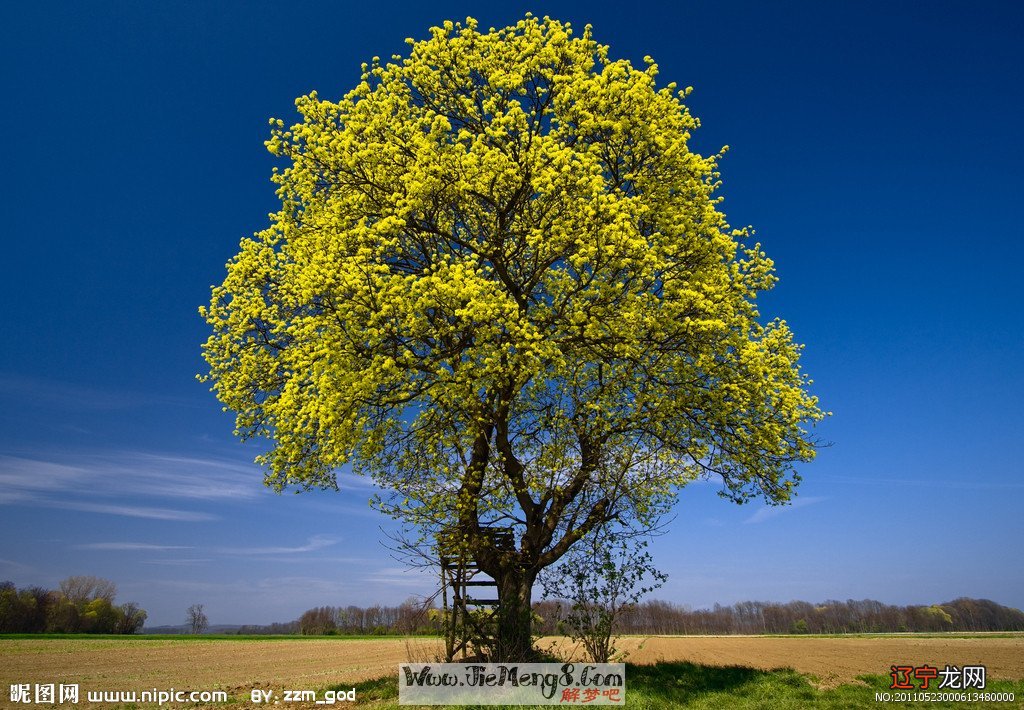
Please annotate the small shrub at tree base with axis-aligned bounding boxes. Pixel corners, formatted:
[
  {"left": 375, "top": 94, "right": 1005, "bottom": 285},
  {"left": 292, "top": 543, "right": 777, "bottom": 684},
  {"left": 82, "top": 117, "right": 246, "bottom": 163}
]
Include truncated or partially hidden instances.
[{"left": 541, "top": 532, "right": 666, "bottom": 663}]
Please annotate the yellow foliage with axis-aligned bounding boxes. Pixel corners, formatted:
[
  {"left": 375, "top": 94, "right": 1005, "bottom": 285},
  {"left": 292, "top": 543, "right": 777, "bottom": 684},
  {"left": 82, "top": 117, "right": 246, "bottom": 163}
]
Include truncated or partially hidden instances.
[{"left": 201, "top": 15, "right": 824, "bottom": 535}]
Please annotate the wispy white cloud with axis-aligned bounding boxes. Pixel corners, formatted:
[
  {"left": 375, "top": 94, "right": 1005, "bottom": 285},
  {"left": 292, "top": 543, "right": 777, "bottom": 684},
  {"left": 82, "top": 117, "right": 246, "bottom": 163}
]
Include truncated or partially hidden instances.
[
  {"left": 217, "top": 535, "right": 338, "bottom": 555},
  {"left": 0, "top": 558, "right": 37, "bottom": 577},
  {"left": 0, "top": 458, "right": 89, "bottom": 496},
  {"left": 0, "top": 373, "right": 196, "bottom": 411},
  {"left": 363, "top": 565, "right": 436, "bottom": 587},
  {"left": 744, "top": 496, "right": 827, "bottom": 524},
  {"left": 77, "top": 453, "right": 263, "bottom": 501},
  {"left": 148, "top": 575, "right": 356, "bottom": 598},
  {"left": 75, "top": 542, "right": 195, "bottom": 551},
  {"left": 826, "top": 475, "right": 1024, "bottom": 489},
  {"left": 140, "top": 559, "right": 213, "bottom": 566},
  {"left": 144, "top": 579, "right": 242, "bottom": 593},
  {"left": 0, "top": 453, "right": 263, "bottom": 500},
  {"left": 334, "top": 471, "right": 385, "bottom": 492},
  {"left": 0, "top": 451, "right": 267, "bottom": 521},
  {"left": 288, "top": 555, "right": 373, "bottom": 565},
  {"left": 51, "top": 501, "right": 217, "bottom": 522},
  {"left": 252, "top": 576, "right": 355, "bottom": 595}
]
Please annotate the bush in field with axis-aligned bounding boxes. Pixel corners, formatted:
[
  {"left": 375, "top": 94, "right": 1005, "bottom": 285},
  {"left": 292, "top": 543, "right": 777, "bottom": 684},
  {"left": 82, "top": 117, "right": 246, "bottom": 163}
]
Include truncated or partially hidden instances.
[{"left": 541, "top": 532, "right": 666, "bottom": 662}]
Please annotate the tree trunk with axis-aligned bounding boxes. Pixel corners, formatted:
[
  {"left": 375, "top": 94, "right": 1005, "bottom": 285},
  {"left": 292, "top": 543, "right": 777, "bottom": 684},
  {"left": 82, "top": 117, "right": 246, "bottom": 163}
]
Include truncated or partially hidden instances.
[{"left": 494, "top": 566, "right": 536, "bottom": 662}]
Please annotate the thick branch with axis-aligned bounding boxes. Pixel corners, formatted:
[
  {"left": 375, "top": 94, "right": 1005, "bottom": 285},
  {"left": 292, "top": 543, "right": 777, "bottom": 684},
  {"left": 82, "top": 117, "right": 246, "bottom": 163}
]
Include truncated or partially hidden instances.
[{"left": 537, "top": 496, "right": 612, "bottom": 568}]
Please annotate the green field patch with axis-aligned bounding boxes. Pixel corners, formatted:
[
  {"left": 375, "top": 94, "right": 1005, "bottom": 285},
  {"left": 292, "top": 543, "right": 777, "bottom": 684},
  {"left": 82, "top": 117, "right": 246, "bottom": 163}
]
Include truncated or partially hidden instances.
[{"left": 328, "top": 662, "right": 1024, "bottom": 709}]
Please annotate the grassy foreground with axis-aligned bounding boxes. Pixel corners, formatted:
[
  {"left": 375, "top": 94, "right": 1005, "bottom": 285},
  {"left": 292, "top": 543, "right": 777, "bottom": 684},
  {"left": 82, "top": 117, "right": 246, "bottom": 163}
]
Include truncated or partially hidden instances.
[{"left": 340, "top": 662, "right": 1023, "bottom": 709}]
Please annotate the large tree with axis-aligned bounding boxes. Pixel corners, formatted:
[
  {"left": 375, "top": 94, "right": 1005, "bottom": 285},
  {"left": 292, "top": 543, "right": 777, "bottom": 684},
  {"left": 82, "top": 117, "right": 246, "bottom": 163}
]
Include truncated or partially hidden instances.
[{"left": 201, "top": 15, "right": 825, "bottom": 660}]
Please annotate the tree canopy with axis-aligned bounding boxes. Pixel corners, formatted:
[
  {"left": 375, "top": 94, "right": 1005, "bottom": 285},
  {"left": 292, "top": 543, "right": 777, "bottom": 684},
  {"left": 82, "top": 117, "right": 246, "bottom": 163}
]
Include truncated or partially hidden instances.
[
  {"left": 201, "top": 14, "right": 824, "bottom": 658},
  {"left": 0, "top": 577, "right": 146, "bottom": 634}
]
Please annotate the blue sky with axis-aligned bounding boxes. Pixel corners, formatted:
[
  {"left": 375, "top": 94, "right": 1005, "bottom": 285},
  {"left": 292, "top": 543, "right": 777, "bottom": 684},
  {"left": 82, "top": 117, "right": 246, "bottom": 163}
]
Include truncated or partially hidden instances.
[{"left": 1, "top": 1, "right": 1021, "bottom": 627}]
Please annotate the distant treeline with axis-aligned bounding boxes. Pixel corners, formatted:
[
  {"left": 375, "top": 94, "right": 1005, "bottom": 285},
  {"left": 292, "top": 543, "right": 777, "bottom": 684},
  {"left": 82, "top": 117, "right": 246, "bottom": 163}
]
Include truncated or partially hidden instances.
[
  {"left": 532, "top": 597, "right": 1024, "bottom": 635},
  {"left": 206, "top": 600, "right": 439, "bottom": 636},
  {"left": 292, "top": 599, "right": 440, "bottom": 636},
  {"left": 226, "top": 597, "right": 1024, "bottom": 637},
  {"left": 9, "top": 584, "right": 1017, "bottom": 636},
  {"left": 0, "top": 577, "right": 147, "bottom": 634}
]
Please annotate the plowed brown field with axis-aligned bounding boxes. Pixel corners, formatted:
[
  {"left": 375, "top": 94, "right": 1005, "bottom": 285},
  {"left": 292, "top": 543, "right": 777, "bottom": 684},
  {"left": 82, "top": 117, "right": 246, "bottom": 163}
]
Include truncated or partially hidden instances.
[
  {"left": 547, "top": 634, "right": 1024, "bottom": 688},
  {"left": 0, "top": 637, "right": 446, "bottom": 701},
  {"left": 2, "top": 634, "right": 1022, "bottom": 704}
]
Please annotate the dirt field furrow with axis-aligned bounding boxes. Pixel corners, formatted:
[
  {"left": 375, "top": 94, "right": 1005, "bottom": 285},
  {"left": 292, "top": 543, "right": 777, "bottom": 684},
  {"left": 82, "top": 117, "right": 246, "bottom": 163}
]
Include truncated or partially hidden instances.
[{"left": 2, "top": 634, "right": 1022, "bottom": 703}]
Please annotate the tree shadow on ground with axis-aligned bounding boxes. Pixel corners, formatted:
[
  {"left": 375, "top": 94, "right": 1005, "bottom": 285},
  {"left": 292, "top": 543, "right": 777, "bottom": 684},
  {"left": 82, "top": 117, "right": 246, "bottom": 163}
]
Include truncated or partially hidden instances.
[
  {"left": 346, "top": 676, "right": 399, "bottom": 702},
  {"left": 626, "top": 660, "right": 811, "bottom": 705},
  {"left": 339, "top": 660, "right": 817, "bottom": 708}
]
